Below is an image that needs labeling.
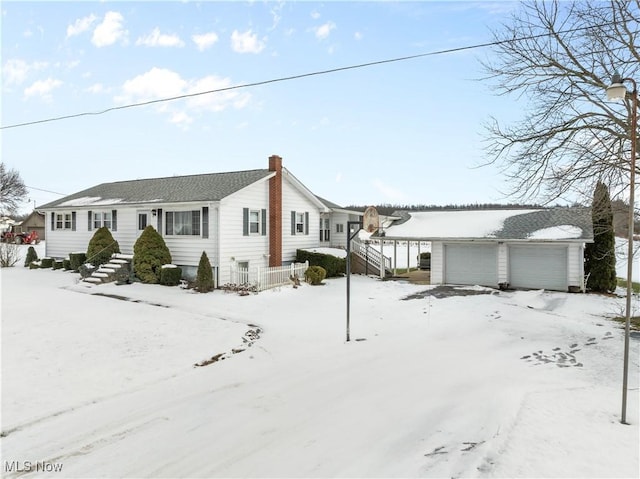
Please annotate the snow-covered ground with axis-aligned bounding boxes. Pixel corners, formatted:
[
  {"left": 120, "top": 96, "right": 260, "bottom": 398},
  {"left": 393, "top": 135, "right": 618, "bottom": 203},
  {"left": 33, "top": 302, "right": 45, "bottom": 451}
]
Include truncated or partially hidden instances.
[{"left": 1, "top": 242, "right": 639, "bottom": 478}]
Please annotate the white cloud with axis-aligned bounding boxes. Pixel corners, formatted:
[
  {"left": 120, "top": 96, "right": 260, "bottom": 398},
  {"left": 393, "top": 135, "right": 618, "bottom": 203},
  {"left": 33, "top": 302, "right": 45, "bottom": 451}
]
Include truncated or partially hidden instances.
[
  {"left": 230, "top": 29, "right": 265, "bottom": 54},
  {"left": 92, "top": 11, "right": 127, "bottom": 47},
  {"left": 136, "top": 28, "right": 185, "bottom": 48},
  {"left": 67, "top": 14, "right": 97, "bottom": 38},
  {"left": 371, "top": 179, "right": 409, "bottom": 202},
  {"left": 117, "top": 67, "right": 186, "bottom": 103},
  {"left": 24, "top": 78, "right": 63, "bottom": 102},
  {"left": 115, "top": 68, "right": 250, "bottom": 126},
  {"left": 311, "top": 10, "right": 321, "bottom": 20},
  {"left": 314, "top": 21, "right": 336, "bottom": 40},
  {"left": 85, "top": 83, "right": 106, "bottom": 94},
  {"left": 3, "top": 59, "right": 48, "bottom": 86},
  {"left": 354, "top": 31, "right": 363, "bottom": 41},
  {"left": 192, "top": 32, "right": 218, "bottom": 51}
]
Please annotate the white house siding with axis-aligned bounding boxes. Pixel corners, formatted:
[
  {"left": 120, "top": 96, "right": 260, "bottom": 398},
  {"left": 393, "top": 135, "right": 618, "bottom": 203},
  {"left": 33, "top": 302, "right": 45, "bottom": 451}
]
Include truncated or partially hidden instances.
[
  {"left": 330, "top": 212, "right": 362, "bottom": 249},
  {"left": 218, "top": 180, "right": 270, "bottom": 285},
  {"left": 281, "top": 179, "right": 320, "bottom": 263},
  {"left": 430, "top": 242, "right": 444, "bottom": 284},
  {"left": 568, "top": 243, "right": 585, "bottom": 289}
]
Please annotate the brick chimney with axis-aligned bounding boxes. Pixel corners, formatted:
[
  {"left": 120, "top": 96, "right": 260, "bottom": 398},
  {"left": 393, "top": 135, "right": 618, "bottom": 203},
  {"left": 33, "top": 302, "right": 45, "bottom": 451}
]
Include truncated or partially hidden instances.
[{"left": 268, "top": 155, "right": 282, "bottom": 267}]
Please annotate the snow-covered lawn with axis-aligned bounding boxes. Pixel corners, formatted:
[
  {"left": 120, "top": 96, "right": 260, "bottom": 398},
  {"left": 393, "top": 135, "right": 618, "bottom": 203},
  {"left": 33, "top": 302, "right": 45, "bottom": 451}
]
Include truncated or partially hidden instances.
[{"left": 1, "top": 243, "right": 639, "bottom": 478}]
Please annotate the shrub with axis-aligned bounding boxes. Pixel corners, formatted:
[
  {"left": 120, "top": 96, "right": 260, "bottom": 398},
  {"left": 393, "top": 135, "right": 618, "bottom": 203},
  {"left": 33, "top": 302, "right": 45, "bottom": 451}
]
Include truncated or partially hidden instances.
[
  {"left": 160, "top": 265, "right": 182, "bottom": 286},
  {"left": 0, "top": 243, "right": 20, "bottom": 268},
  {"left": 40, "top": 257, "right": 54, "bottom": 268},
  {"left": 195, "top": 251, "right": 214, "bottom": 292},
  {"left": 133, "top": 225, "right": 172, "bottom": 284},
  {"left": 52, "top": 259, "right": 63, "bottom": 270},
  {"left": 69, "top": 252, "right": 87, "bottom": 271},
  {"left": 295, "top": 250, "right": 346, "bottom": 277},
  {"left": 86, "top": 227, "right": 120, "bottom": 268},
  {"left": 304, "top": 265, "right": 327, "bottom": 285},
  {"left": 24, "top": 246, "right": 38, "bottom": 267},
  {"left": 62, "top": 259, "right": 71, "bottom": 270},
  {"left": 29, "top": 261, "right": 40, "bottom": 269},
  {"left": 115, "top": 264, "right": 134, "bottom": 285}
]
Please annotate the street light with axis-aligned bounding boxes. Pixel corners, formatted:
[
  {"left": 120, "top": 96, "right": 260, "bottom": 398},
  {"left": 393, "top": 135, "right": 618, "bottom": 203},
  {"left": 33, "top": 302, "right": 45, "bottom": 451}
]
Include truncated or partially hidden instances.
[{"left": 606, "top": 71, "right": 637, "bottom": 425}]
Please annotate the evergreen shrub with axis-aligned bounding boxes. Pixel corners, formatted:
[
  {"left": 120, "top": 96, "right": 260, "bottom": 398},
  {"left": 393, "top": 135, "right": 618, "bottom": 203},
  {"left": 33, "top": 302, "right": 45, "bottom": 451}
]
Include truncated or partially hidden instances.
[
  {"left": 40, "top": 257, "right": 53, "bottom": 268},
  {"left": 304, "top": 265, "right": 327, "bottom": 285},
  {"left": 195, "top": 251, "right": 214, "bottom": 292},
  {"left": 24, "top": 246, "right": 38, "bottom": 267},
  {"left": 133, "top": 225, "right": 172, "bottom": 284},
  {"left": 62, "top": 259, "right": 72, "bottom": 270},
  {"left": 160, "top": 265, "right": 182, "bottom": 286},
  {"left": 295, "top": 249, "right": 345, "bottom": 277},
  {"left": 86, "top": 227, "right": 120, "bottom": 267},
  {"left": 52, "top": 259, "right": 63, "bottom": 270},
  {"left": 69, "top": 252, "right": 87, "bottom": 271}
]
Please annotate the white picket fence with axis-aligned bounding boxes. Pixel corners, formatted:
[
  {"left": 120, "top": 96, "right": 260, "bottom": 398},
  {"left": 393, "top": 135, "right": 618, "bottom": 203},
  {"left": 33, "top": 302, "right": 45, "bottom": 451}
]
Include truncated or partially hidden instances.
[{"left": 229, "top": 261, "right": 310, "bottom": 292}]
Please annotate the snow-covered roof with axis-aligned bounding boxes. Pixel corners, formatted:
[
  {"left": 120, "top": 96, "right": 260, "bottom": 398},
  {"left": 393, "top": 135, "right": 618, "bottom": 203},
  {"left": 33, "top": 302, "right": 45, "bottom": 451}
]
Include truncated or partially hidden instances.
[{"left": 377, "top": 208, "right": 593, "bottom": 241}]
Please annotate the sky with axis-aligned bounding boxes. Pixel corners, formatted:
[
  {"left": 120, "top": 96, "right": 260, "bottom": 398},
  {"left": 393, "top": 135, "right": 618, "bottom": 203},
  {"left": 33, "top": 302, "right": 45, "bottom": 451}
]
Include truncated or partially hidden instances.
[
  {"left": 2, "top": 1, "right": 530, "bottom": 215},
  {"left": 2, "top": 244, "right": 639, "bottom": 476}
]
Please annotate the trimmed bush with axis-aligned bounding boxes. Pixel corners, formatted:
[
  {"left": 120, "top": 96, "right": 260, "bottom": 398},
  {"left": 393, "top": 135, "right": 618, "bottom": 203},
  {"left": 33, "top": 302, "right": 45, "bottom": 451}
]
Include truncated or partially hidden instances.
[
  {"left": 62, "top": 259, "right": 72, "bottom": 270},
  {"left": 29, "top": 261, "right": 40, "bottom": 269},
  {"left": 69, "top": 252, "right": 87, "bottom": 271},
  {"left": 87, "top": 227, "right": 120, "bottom": 267},
  {"left": 195, "top": 251, "right": 214, "bottom": 292},
  {"left": 52, "top": 259, "right": 63, "bottom": 270},
  {"left": 40, "top": 257, "right": 54, "bottom": 268},
  {"left": 133, "top": 225, "right": 172, "bottom": 284},
  {"left": 295, "top": 249, "right": 345, "bottom": 277},
  {"left": 304, "top": 265, "right": 327, "bottom": 285},
  {"left": 160, "top": 265, "right": 182, "bottom": 286},
  {"left": 24, "top": 246, "right": 38, "bottom": 267}
]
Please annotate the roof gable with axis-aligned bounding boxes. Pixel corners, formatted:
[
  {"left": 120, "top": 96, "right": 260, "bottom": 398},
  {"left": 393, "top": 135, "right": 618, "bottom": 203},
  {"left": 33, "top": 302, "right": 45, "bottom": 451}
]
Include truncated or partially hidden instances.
[{"left": 39, "top": 169, "right": 274, "bottom": 209}]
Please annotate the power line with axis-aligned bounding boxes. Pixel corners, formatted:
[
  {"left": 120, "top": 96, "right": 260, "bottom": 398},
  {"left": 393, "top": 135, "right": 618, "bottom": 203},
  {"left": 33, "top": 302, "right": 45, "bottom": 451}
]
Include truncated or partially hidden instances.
[
  {"left": 1, "top": 23, "right": 611, "bottom": 130},
  {"left": 26, "top": 185, "right": 66, "bottom": 196}
]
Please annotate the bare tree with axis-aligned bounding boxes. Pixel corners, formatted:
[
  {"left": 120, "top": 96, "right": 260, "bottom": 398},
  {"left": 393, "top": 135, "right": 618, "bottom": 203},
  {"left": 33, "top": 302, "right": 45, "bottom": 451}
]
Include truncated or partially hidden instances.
[
  {"left": 481, "top": 0, "right": 639, "bottom": 204},
  {"left": 0, "top": 163, "right": 28, "bottom": 215}
]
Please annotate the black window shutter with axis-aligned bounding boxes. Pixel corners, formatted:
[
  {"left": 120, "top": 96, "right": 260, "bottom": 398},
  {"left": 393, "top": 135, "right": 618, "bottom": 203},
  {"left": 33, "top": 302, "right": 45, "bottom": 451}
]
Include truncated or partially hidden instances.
[
  {"left": 304, "top": 212, "right": 309, "bottom": 235},
  {"left": 291, "top": 211, "right": 296, "bottom": 235},
  {"left": 157, "top": 208, "right": 163, "bottom": 233},
  {"left": 71, "top": 212, "right": 77, "bottom": 231},
  {"left": 242, "top": 208, "right": 249, "bottom": 236},
  {"left": 202, "top": 207, "right": 209, "bottom": 238},
  {"left": 261, "top": 209, "right": 267, "bottom": 236},
  {"left": 88, "top": 211, "right": 92, "bottom": 231},
  {"left": 112, "top": 210, "right": 117, "bottom": 231},
  {"left": 51, "top": 212, "right": 55, "bottom": 231}
]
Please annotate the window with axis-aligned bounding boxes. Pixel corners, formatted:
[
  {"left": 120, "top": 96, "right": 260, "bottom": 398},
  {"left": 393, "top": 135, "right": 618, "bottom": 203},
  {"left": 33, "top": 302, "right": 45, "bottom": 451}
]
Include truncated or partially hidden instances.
[
  {"left": 56, "top": 213, "right": 72, "bottom": 229},
  {"left": 166, "top": 210, "right": 201, "bottom": 236},
  {"left": 249, "top": 210, "right": 260, "bottom": 234},
  {"left": 93, "top": 211, "right": 112, "bottom": 230},
  {"left": 296, "top": 213, "right": 305, "bottom": 234},
  {"left": 138, "top": 213, "right": 148, "bottom": 231},
  {"left": 336, "top": 223, "right": 344, "bottom": 233},
  {"left": 291, "top": 211, "right": 309, "bottom": 235}
]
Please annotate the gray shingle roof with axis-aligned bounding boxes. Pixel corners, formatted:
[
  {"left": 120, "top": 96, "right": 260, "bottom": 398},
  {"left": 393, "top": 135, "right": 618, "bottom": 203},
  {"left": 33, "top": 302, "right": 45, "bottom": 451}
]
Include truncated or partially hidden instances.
[
  {"left": 493, "top": 207, "right": 593, "bottom": 240},
  {"left": 39, "top": 169, "right": 274, "bottom": 209}
]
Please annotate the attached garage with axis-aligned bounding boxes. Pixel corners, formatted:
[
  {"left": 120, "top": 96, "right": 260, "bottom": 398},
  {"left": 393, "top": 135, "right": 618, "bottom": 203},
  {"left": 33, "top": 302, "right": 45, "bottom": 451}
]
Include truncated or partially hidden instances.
[
  {"left": 509, "top": 244, "right": 568, "bottom": 291},
  {"left": 444, "top": 243, "right": 498, "bottom": 287}
]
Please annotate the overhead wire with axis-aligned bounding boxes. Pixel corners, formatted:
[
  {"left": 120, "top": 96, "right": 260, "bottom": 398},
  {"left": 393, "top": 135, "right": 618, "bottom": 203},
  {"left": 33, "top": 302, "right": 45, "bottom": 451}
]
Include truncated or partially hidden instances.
[{"left": 0, "top": 22, "right": 618, "bottom": 130}]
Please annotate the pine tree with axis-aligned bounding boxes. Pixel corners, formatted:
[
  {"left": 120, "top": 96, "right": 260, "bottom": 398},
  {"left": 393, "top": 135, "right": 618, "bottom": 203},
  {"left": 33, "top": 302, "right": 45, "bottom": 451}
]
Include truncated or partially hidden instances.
[
  {"left": 195, "top": 251, "right": 214, "bottom": 292},
  {"left": 86, "top": 226, "right": 120, "bottom": 267},
  {"left": 133, "top": 225, "right": 172, "bottom": 283},
  {"left": 585, "top": 182, "right": 617, "bottom": 293},
  {"left": 24, "top": 245, "right": 38, "bottom": 267}
]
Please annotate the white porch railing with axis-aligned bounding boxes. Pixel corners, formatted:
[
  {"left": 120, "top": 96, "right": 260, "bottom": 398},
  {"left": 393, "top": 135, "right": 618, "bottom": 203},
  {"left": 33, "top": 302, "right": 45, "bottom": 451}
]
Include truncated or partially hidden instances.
[
  {"left": 229, "top": 261, "right": 310, "bottom": 292},
  {"left": 351, "top": 236, "right": 392, "bottom": 273}
]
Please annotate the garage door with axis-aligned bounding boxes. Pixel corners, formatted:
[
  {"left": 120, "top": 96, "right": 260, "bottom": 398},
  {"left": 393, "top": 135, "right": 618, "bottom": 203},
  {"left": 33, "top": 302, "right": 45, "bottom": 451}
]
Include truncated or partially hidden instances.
[
  {"left": 444, "top": 244, "right": 497, "bottom": 287},
  {"left": 509, "top": 245, "right": 567, "bottom": 291}
]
